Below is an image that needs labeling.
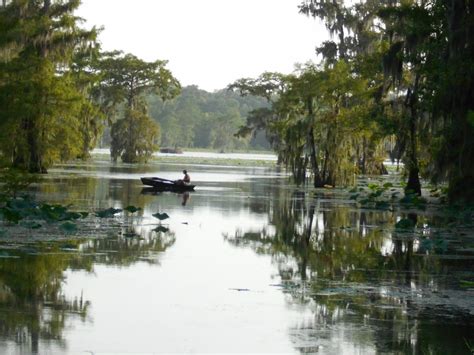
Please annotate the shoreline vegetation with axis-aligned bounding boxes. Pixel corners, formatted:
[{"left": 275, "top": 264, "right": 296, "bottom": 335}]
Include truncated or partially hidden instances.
[
  {"left": 92, "top": 148, "right": 279, "bottom": 168},
  {"left": 1, "top": 153, "right": 467, "bottom": 244}
]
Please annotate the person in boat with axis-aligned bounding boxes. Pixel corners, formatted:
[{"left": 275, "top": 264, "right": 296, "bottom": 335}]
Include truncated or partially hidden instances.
[{"left": 175, "top": 170, "right": 190, "bottom": 185}]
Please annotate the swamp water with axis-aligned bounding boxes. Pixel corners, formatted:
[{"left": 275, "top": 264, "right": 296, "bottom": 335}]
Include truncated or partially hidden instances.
[{"left": 0, "top": 156, "right": 473, "bottom": 354}]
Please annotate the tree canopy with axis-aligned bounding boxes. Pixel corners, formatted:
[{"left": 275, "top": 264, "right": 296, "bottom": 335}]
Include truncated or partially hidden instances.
[
  {"left": 230, "top": 0, "right": 474, "bottom": 203},
  {"left": 97, "top": 51, "right": 181, "bottom": 163},
  {"left": 0, "top": 0, "right": 98, "bottom": 173}
]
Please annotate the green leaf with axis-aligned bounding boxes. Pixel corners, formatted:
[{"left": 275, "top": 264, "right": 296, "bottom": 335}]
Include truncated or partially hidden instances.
[
  {"left": 0, "top": 207, "right": 23, "bottom": 224},
  {"left": 375, "top": 201, "right": 390, "bottom": 209},
  {"left": 467, "top": 110, "right": 474, "bottom": 128},
  {"left": 60, "top": 222, "right": 77, "bottom": 233},
  {"left": 152, "top": 212, "right": 170, "bottom": 220},
  {"left": 395, "top": 218, "right": 415, "bottom": 230},
  {"left": 368, "top": 183, "right": 378, "bottom": 191},
  {"left": 460, "top": 280, "right": 474, "bottom": 288},
  {"left": 153, "top": 225, "right": 169, "bottom": 233},
  {"left": 123, "top": 231, "right": 138, "bottom": 238},
  {"left": 124, "top": 205, "right": 141, "bottom": 213},
  {"left": 95, "top": 207, "right": 122, "bottom": 218},
  {"left": 20, "top": 221, "right": 42, "bottom": 229},
  {"left": 64, "top": 212, "right": 83, "bottom": 220}
]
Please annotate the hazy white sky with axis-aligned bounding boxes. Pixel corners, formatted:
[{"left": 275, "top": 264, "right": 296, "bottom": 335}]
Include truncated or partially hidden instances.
[{"left": 77, "top": 0, "right": 327, "bottom": 92}]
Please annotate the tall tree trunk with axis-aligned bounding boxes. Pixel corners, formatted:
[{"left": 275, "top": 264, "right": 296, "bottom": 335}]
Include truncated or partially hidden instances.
[
  {"left": 404, "top": 76, "right": 421, "bottom": 196},
  {"left": 306, "top": 99, "right": 324, "bottom": 188},
  {"left": 26, "top": 118, "right": 46, "bottom": 173},
  {"left": 445, "top": 0, "right": 474, "bottom": 203}
]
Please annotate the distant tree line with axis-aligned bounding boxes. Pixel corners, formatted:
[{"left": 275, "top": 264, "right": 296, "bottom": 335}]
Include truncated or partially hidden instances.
[
  {"left": 229, "top": 0, "right": 474, "bottom": 203},
  {"left": 146, "top": 86, "right": 270, "bottom": 151}
]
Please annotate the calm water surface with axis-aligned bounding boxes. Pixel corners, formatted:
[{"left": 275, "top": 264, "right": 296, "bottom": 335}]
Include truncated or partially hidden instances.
[{"left": 0, "top": 156, "right": 473, "bottom": 354}]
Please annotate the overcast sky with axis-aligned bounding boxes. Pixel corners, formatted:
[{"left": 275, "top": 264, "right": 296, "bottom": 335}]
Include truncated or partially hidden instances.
[{"left": 77, "top": 0, "right": 327, "bottom": 92}]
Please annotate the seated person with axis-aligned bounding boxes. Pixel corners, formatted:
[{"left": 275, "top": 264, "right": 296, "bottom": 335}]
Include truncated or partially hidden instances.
[{"left": 175, "top": 170, "right": 190, "bottom": 185}]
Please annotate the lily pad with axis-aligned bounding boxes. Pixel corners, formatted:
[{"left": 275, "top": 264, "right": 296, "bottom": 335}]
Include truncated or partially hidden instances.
[
  {"left": 60, "top": 222, "right": 77, "bottom": 233},
  {"left": 123, "top": 231, "right": 138, "bottom": 238},
  {"left": 95, "top": 207, "right": 122, "bottom": 218},
  {"left": 152, "top": 212, "right": 170, "bottom": 221},
  {"left": 153, "top": 225, "right": 169, "bottom": 233},
  {"left": 0, "top": 207, "right": 23, "bottom": 224},
  {"left": 124, "top": 205, "right": 141, "bottom": 213},
  {"left": 20, "top": 221, "right": 42, "bottom": 229}
]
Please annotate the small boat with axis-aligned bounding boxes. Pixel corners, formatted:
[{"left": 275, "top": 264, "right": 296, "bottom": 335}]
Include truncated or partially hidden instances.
[
  {"left": 159, "top": 147, "right": 183, "bottom": 154},
  {"left": 140, "top": 177, "right": 195, "bottom": 191}
]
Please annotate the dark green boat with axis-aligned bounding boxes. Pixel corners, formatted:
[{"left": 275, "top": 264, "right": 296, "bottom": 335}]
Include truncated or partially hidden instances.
[{"left": 140, "top": 177, "right": 195, "bottom": 191}]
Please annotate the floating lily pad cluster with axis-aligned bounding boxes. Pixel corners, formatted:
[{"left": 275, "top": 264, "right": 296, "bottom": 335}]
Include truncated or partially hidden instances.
[
  {"left": 0, "top": 195, "right": 147, "bottom": 237},
  {"left": 349, "top": 182, "right": 428, "bottom": 210},
  {"left": 0, "top": 197, "right": 87, "bottom": 226}
]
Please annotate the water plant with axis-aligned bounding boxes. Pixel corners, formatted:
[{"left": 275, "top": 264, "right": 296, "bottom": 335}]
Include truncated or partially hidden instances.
[
  {"left": 0, "top": 196, "right": 164, "bottom": 240},
  {"left": 0, "top": 168, "right": 40, "bottom": 198},
  {"left": 95, "top": 207, "right": 122, "bottom": 218},
  {"left": 124, "top": 205, "right": 141, "bottom": 214},
  {"left": 152, "top": 212, "right": 169, "bottom": 221}
]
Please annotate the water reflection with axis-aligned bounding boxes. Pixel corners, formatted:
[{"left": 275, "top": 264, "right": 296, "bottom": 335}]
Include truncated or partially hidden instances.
[
  {"left": 1, "top": 160, "right": 473, "bottom": 353},
  {"left": 0, "top": 222, "right": 175, "bottom": 353},
  {"left": 0, "top": 245, "right": 90, "bottom": 353},
  {"left": 226, "top": 190, "right": 474, "bottom": 354}
]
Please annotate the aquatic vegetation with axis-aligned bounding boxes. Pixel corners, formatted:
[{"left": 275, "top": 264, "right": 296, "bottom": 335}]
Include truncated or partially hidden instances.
[
  {"left": 0, "top": 195, "right": 170, "bottom": 240},
  {"left": 95, "top": 207, "right": 123, "bottom": 218},
  {"left": 152, "top": 225, "right": 169, "bottom": 233},
  {"left": 0, "top": 168, "right": 40, "bottom": 198},
  {"left": 348, "top": 180, "right": 432, "bottom": 211},
  {"left": 0, "top": 195, "right": 88, "bottom": 226},
  {"left": 152, "top": 212, "right": 170, "bottom": 221},
  {"left": 124, "top": 205, "right": 141, "bottom": 213},
  {"left": 60, "top": 221, "right": 78, "bottom": 234}
]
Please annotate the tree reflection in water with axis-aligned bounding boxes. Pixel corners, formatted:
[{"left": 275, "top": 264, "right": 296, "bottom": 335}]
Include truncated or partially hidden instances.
[
  {"left": 0, "top": 225, "right": 175, "bottom": 353},
  {"left": 225, "top": 190, "right": 474, "bottom": 354}
]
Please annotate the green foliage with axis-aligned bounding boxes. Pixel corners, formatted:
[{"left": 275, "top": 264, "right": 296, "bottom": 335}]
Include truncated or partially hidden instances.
[
  {"left": 230, "top": 60, "right": 378, "bottom": 187},
  {"left": 153, "top": 225, "right": 169, "bottom": 233},
  {"left": 95, "top": 207, "right": 122, "bottom": 218},
  {"left": 395, "top": 218, "right": 415, "bottom": 230},
  {"left": 147, "top": 86, "right": 271, "bottom": 151},
  {"left": 152, "top": 212, "right": 169, "bottom": 221},
  {"left": 110, "top": 109, "right": 160, "bottom": 163},
  {"left": 124, "top": 205, "right": 141, "bottom": 214},
  {"left": 97, "top": 52, "right": 180, "bottom": 163},
  {"left": 0, "top": 0, "right": 98, "bottom": 172},
  {"left": 0, "top": 168, "right": 39, "bottom": 198},
  {"left": 0, "top": 194, "right": 91, "bottom": 228},
  {"left": 59, "top": 222, "right": 78, "bottom": 234}
]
